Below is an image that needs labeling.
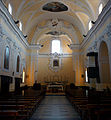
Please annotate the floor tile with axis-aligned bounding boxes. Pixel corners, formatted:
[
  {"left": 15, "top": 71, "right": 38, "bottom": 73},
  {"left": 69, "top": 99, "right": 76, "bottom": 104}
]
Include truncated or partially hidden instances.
[{"left": 30, "top": 95, "right": 81, "bottom": 120}]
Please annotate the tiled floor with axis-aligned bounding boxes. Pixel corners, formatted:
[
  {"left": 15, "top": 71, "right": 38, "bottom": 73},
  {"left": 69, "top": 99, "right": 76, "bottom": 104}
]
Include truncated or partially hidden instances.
[{"left": 30, "top": 95, "right": 81, "bottom": 120}]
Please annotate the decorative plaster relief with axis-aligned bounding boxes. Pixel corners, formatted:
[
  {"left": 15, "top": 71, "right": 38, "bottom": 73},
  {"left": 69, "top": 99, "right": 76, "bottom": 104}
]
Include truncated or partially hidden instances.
[
  {"left": 0, "top": 36, "right": 2, "bottom": 43},
  {"left": 49, "top": 52, "right": 62, "bottom": 72},
  {"left": 6, "top": 37, "right": 12, "bottom": 45},
  {"left": 87, "top": 23, "right": 111, "bottom": 57},
  {"left": 106, "top": 24, "right": 111, "bottom": 38},
  {"left": 30, "top": 44, "right": 43, "bottom": 50},
  {"left": 97, "top": 23, "right": 111, "bottom": 50},
  {"left": 0, "top": 25, "right": 2, "bottom": 34},
  {"left": 68, "top": 44, "right": 80, "bottom": 50},
  {"left": 87, "top": 39, "right": 99, "bottom": 54}
]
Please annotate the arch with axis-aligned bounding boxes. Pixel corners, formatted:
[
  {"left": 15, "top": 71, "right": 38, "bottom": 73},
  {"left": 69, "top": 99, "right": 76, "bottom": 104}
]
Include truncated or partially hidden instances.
[
  {"left": 25, "top": 13, "right": 85, "bottom": 36},
  {"left": 75, "top": 11, "right": 89, "bottom": 33},
  {"left": 3, "top": 0, "right": 16, "bottom": 19},
  {"left": 4, "top": 46, "right": 10, "bottom": 70},
  {"left": 31, "top": 25, "right": 79, "bottom": 44},
  {"left": 16, "top": 55, "right": 20, "bottom": 72},
  {"left": 99, "top": 41, "right": 110, "bottom": 83}
]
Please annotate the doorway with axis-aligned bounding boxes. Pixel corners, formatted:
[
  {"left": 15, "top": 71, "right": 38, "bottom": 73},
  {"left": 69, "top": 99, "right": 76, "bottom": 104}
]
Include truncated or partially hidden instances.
[{"left": 99, "top": 41, "right": 110, "bottom": 83}]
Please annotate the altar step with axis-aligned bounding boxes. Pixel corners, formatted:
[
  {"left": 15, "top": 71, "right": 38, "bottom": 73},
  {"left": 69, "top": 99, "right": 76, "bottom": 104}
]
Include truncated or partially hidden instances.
[{"left": 46, "top": 92, "right": 66, "bottom": 96}]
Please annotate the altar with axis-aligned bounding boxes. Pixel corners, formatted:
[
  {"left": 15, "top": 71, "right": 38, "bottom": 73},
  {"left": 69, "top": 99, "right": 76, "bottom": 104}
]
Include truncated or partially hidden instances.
[{"left": 46, "top": 82, "right": 64, "bottom": 93}]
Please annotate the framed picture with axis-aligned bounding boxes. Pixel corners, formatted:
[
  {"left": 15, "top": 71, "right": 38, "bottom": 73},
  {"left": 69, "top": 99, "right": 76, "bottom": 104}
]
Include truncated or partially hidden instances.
[{"left": 53, "top": 59, "right": 59, "bottom": 67}]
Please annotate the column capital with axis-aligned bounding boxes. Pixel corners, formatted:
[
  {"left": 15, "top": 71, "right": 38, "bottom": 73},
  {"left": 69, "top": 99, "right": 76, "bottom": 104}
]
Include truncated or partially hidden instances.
[
  {"left": 68, "top": 44, "right": 80, "bottom": 50},
  {"left": 29, "top": 44, "right": 43, "bottom": 50}
]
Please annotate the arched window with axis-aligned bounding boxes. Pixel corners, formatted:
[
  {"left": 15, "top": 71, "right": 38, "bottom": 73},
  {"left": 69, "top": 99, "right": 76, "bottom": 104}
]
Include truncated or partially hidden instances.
[
  {"left": 85, "top": 68, "right": 88, "bottom": 82},
  {"left": 89, "top": 21, "right": 92, "bottom": 30},
  {"left": 16, "top": 55, "right": 20, "bottom": 72},
  {"left": 22, "top": 69, "right": 25, "bottom": 83},
  {"left": 4, "top": 46, "right": 10, "bottom": 69},
  {"left": 99, "top": 3, "right": 103, "bottom": 14},
  {"left": 52, "top": 40, "right": 60, "bottom": 53},
  {"left": 19, "top": 21, "right": 22, "bottom": 31},
  {"left": 8, "top": 3, "right": 12, "bottom": 15}
]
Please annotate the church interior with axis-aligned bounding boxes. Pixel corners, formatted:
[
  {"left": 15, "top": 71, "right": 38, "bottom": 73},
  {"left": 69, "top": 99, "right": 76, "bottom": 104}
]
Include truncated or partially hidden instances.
[{"left": 0, "top": 0, "right": 111, "bottom": 120}]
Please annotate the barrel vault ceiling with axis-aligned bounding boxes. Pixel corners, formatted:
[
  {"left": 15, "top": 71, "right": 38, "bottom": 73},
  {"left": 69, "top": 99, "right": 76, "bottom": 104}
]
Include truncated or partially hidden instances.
[{"left": 3, "top": 0, "right": 108, "bottom": 45}]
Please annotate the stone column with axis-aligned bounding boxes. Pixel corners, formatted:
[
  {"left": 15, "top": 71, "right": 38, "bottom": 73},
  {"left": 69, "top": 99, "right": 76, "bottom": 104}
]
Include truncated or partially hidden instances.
[
  {"left": 30, "top": 53, "right": 34, "bottom": 86},
  {"left": 9, "top": 43, "right": 16, "bottom": 92},
  {"left": 33, "top": 44, "right": 43, "bottom": 83},
  {"left": 68, "top": 44, "right": 80, "bottom": 85},
  {"left": 34, "top": 51, "right": 38, "bottom": 83}
]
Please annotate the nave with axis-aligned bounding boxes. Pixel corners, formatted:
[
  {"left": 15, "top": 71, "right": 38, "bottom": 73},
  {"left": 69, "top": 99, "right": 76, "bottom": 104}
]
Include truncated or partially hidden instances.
[
  {"left": 1, "top": 0, "right": 111, "bottom": 120},
  {"left": 30, "top": 95, "right": 81, "bottom": 120},
  {"left": 0, "top": 85, "right": 111, "bottom": 120}
]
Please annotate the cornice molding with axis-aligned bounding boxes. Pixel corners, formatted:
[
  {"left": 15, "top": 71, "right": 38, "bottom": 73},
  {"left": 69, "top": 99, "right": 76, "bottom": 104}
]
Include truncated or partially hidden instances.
[
  {"left": 81, "top": 0, "right": 111, "bottom": 49},
  {"left": 29, "top": 44, "right": 43, "bottom": 50},
  {"left": 0, "top": 1, "right": 29, "bottom": 48},
  {"left": 68, "top": 44, "right": 80, "bottom": 50},
  {"left": 1, "top": 0, "right": 111, "bottom": 53},
  {"left": 39, "top": 53, "right": 73, "bottom": 58}
]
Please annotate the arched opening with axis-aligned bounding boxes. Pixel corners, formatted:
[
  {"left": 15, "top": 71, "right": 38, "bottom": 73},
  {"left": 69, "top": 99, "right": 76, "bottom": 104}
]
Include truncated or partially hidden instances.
[
  {"left": 8, "top": 3, "right": 12, "bottom": 15},
  {"left": 22, "top": 68, "right": 25, "bottom": 83},
  {"left": 16, "top": 55, "right": 20, "bottom": 72},
  {"left": 4, "top": 46, "right": 10, "bottom": 69},
  {"left": 99, "top": 3, "right": 103, "bottom": 14},
  {"left": 85, "top": 68, "right": 88, "bottom": 83},
  {"left": 99, "top": 41, "right": 110, "bottom": 83},
  {"left": 88, "top": 21, "right": 92, "bottom": 30},
  {"left": 51, "top": 40, "right": 61, "bottom": 53},
  {"left": 19, "top": 21, "right": 22, "bottom": 31}
]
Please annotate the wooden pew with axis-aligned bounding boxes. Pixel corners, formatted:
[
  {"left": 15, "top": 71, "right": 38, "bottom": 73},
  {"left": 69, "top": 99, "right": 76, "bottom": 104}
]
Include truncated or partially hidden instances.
[
  {"left": 0, "top": 110, "right": 19, "bottom": 120},
  {"left": 65, "top": 86, "right": 111, "bottom": 120},
  {"left": 0, "top": 87, "right": 46, "bottom": 120}
]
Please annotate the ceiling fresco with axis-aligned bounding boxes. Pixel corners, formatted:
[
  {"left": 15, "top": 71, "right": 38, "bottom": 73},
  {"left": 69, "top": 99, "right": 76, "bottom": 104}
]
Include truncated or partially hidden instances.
[
  {"left": 46, "top": 31, "right": 66, "bottom": 36},
  {"left": 42, "top": 2, "right": 68, "bottom": 12},
  {"left": 2, "top": 0, "right": 108, "bottom": 44}
]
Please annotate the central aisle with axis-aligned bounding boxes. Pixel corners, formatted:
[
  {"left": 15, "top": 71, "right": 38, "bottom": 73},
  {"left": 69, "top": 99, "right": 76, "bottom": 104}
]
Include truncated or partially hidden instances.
[{"left": 30, "top": 95, "right": 81, "bottom": 120}]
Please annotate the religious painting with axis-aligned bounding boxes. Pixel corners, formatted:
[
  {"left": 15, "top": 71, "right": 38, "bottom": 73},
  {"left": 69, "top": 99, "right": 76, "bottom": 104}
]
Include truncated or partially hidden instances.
[
  {"left": 53, "top": 59, "right": 59, "bottom": 67},
  {"left": 4, "top": 46, "right": 10, "bottom": 69},
  {"left": 42, "top": 2, "right": 68, "bottom": 12},
  {"left": 16, "top": 55, "right": 20, "bottom": 72},
  {"left": 49, "top": 53, "right": 62, "bottom": 72},
  {"left": 46, "top": 31, "right": 66, "bottom": 36}
]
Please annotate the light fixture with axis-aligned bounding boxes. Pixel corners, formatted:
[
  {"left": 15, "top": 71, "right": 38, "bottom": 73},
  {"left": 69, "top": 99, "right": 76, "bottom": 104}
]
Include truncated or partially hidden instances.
[
  {"left": 14, "top": 20, "right": 19, "bottom": 24},
  {"left": 24, "top": 35, "right": 27, "bottom": 38},
  {"left": 91, "top": 21, "right": 96, "bottom": 24},
  {"left": 41, "top": 45, "right": 44, "bottom": 47},
  {"left": 83, "top": 35, "right": 87, "bottom": 37}
]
